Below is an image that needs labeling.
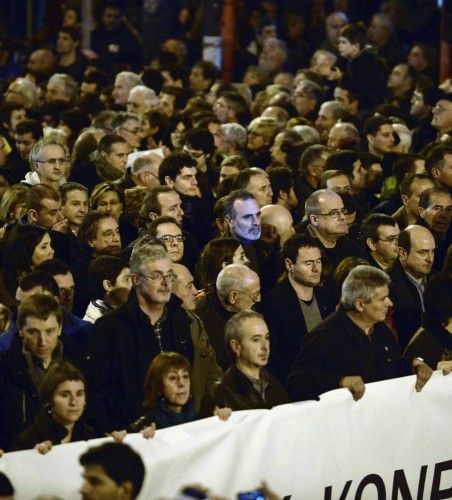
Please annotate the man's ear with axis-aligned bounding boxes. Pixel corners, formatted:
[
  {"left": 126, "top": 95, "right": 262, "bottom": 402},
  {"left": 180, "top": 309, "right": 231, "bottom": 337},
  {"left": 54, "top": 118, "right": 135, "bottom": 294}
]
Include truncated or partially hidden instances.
[
  {"left": 431, "top": 166, "right": 440, "bottom": 180},
  {"left": 228, "top": 290, "right": 238, "bottom": 305},
  {"left": 366, "top": 237, "right": 377, "bottom": 252},
  {"left": 103, "top": 279, "right": 114, "bottom": 293},
  {"left": 366, "top": 134, "right": 374, "bottom": 147},
  {"left": 354, "top": 298, "right": 364, "bottom": 313},
  {"left": 279, "top": 189, "right": 288, "bottom": 202},
  {"left": 284, "top": 258, "right": 293, "bottom": 273},
  {"left": 164, "top": 176, "right": 174, "bottom": 187},
  {"left": 118, "top": 480, "right": 134, "bottom": 500},
  {"left": 28, "top": 209, "right": 38, "bottom": 224},
  {"left": 131, "top": 273, "right": 140, "bottom": 287},
  {"left": 230, "top": 338, "right": 241, "bottom": 357},
  {"left": 308, "top": 213, "right": 317, "bottom": 226},
  {"left": 225, "top": 214, "right": 233, "bottom": 228},
  {"left": 398, "top": 247, "right": 407, "bottom": 262},
  {"left": 148, "top": 211, "right": 158, "bottom": 221},
  {"left": 400, "top": 194, "right": 408, "bottom": 207}
]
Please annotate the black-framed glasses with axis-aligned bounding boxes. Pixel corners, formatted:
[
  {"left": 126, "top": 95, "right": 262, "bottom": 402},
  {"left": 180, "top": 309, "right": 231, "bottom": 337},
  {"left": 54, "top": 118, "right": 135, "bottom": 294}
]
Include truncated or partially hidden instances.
[
  {"left": 313, "top": 208, "right": 347, "bottom": 220},
  {"left": 136, "top": 272, "right": 176, "bottom": 283},
  {"left": 159, "top": 235, "right": 185, "bottom": 243}
]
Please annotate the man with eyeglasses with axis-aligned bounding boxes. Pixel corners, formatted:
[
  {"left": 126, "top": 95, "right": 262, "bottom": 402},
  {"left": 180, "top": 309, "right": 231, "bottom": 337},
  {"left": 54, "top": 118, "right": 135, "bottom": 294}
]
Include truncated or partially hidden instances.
[
  {"left": 301, "top": 189, "right": 357, "bottom": 274},
  {"left": 113, "top": 112, "right": 142, "bottom": 151},
  {"left": 23, "top": 138, "right": 68, "bottom": 190},
  {"left": 147, "top": 216, "right": 185, "bottom": 264},
  {"left": 360, "top": 213, "right": 400, "bottom": 272},
  {"left": 196, "top": 264, "right": 261, "bottom": 370},
  {"left": 431, "top": 94, "right": 452, "bottom": 142},
  {"left": 85, "top": 242, "right": 194, "bottom": 434}
]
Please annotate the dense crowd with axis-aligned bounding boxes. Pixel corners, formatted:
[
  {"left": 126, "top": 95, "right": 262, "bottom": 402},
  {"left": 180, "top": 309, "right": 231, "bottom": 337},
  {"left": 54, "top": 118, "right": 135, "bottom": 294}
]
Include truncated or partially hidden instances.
[{"left": 0, "top": 0, "right": 451, "bottom": 498}]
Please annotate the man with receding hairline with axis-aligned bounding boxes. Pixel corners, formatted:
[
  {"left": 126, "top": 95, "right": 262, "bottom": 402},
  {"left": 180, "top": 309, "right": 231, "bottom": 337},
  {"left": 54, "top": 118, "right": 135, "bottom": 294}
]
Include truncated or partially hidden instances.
[{"left": 390, "top": 225, "right": 436, "bottom": 349}]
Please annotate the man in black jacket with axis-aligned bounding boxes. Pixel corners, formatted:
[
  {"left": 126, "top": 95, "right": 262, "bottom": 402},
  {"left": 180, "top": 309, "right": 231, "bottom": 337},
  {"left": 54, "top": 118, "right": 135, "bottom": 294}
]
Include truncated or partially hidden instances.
[
  {"left": 0, "top": 294, "right": 82, "bottom": 450},
  {"left": 85, "top": 241, "right": 194, "bottom": 434},
  {"left": 288, "top": 265, "right": 432, "bottom": 402},
  {"left": 260, "top": 234, "right": 336, "bottom": 383},
  {"left": 389, "top": 225, "right": 436, "bottom": 349},
  {"left": 207, "top": 310, "right": 289, "bottom": 412}
]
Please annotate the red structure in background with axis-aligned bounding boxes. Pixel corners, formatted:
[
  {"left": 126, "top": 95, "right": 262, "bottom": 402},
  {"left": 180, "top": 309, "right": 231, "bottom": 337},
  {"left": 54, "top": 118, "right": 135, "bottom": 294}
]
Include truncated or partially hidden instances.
[
  {"left": 440, "top": 6, "right": 452, "bottom": 81},
  {"left": 221, "top": 0, "right": 236, "bottom": 81}
]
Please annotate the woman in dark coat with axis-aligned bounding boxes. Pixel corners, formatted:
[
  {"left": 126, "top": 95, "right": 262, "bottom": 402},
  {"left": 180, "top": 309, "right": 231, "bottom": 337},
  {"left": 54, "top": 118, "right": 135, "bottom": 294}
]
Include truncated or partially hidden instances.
[{"left": 14, "top": 362, "right": 96, "bottom": 452}]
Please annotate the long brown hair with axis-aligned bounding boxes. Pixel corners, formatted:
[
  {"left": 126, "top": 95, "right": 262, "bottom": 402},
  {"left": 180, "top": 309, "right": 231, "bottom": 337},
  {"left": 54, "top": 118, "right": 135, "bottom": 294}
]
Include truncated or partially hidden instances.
[{"left": 143, "top": 352, "right": 192, "bottom": 411}]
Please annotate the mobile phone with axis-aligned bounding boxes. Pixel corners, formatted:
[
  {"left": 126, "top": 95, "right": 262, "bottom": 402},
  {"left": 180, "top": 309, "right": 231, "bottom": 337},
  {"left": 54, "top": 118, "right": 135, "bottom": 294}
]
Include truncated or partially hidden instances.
[
  {"left": 237, "top": 490, "right": 265, "bottom": 500},
  {"left": 180, "top": 487, "right": 207, "bottom": 499}
]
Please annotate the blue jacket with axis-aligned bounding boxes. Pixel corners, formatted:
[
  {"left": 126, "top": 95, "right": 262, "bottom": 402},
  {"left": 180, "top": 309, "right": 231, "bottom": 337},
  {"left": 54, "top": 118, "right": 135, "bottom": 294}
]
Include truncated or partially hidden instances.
[{"left": 0, "top": 309, "right": 92, "bottom": 353}]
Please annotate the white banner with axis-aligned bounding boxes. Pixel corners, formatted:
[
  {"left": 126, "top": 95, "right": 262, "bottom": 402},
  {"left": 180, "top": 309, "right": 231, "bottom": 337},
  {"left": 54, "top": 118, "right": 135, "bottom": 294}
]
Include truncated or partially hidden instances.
[{"left": 2, "top": 372, "right": 452, "bottom": 499}]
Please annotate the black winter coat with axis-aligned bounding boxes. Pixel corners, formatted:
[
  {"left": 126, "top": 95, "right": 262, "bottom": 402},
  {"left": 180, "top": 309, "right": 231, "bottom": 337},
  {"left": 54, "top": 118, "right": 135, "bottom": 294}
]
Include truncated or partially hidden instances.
[
  {"left": 85, "top": 291, "right": 194, "bottom": 434},
  {"left": 260, "top": 279, "right": 336, "bottom": 384},
  {"left": 0, "top": 334, "right": 83, "bottom": 451}
]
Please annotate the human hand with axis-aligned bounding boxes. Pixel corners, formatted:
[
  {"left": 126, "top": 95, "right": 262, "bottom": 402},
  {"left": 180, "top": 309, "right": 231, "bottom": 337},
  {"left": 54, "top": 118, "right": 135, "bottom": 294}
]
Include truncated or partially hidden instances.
[
  {"left": 437, "top": 360, "right": 452, "bottom": 375},
  {"left": 412, "top": 358, "right": 433, "bottom": 392},
  {"left": 35, "top": 440, "right": 52, "bottom": 454},
  {"left": 213, "top": 406, "right": 232, "bottom": 421},
  {"left": 258, "top": 480, "right": 282, "bottom": 500},
  {"left": 51, "top": 218, "right": 69, "bottom": 233},
  {"left": 339, "top": 375, "right": 365, "bottom": 401},
  {"left": 141, "top": 423, "right": 156, "bottom": 439},
  {"left": 108, "top": 430, "right": 127, "bottom": 443}
]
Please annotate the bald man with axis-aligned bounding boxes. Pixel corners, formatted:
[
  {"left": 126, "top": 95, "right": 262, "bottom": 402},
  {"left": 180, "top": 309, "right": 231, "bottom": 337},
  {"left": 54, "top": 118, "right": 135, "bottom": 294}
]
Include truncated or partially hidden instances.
[
  {"left": 195, "top": 264, "right": 261, "bottom": 370},
  {"left": 389, "top": 225, "right": 436, "bottom": 349},
  {"left": 260, "top": 204, "right": 295, "bottom": 249},
  {"left": 172, "top": 263, "right": 222, "bottom": 410},
  {"left": 300, "top": 189, "right": 358, "bottom": 273},
  {"left": 25, "top": 49, "right": 56, "bottom": 85}
]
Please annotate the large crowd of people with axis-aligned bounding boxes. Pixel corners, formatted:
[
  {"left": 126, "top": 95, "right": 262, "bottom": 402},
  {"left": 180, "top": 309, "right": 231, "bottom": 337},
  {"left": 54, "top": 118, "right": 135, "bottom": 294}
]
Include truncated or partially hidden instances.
[{"left": 0, "top": 0, "right": 451, "bottom": 497}]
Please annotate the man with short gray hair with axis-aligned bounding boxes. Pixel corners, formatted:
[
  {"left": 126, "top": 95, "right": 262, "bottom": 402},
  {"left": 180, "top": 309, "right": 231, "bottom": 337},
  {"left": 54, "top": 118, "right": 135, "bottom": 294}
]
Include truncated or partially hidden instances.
[
  {"left": 204, "top": 310, "right": 288, "bottom": 412},
  {"left": 112, "top": 71, "right": 142, "bottom": 108},
  {"left": 85, "top": 241, "right": 193, "bottom": 433},
  {"left": 288, "top": 265, "right": 433, "bottom": 402},
  {"left": 23, "top": 138, "right": 68, "bottom": 189}
]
